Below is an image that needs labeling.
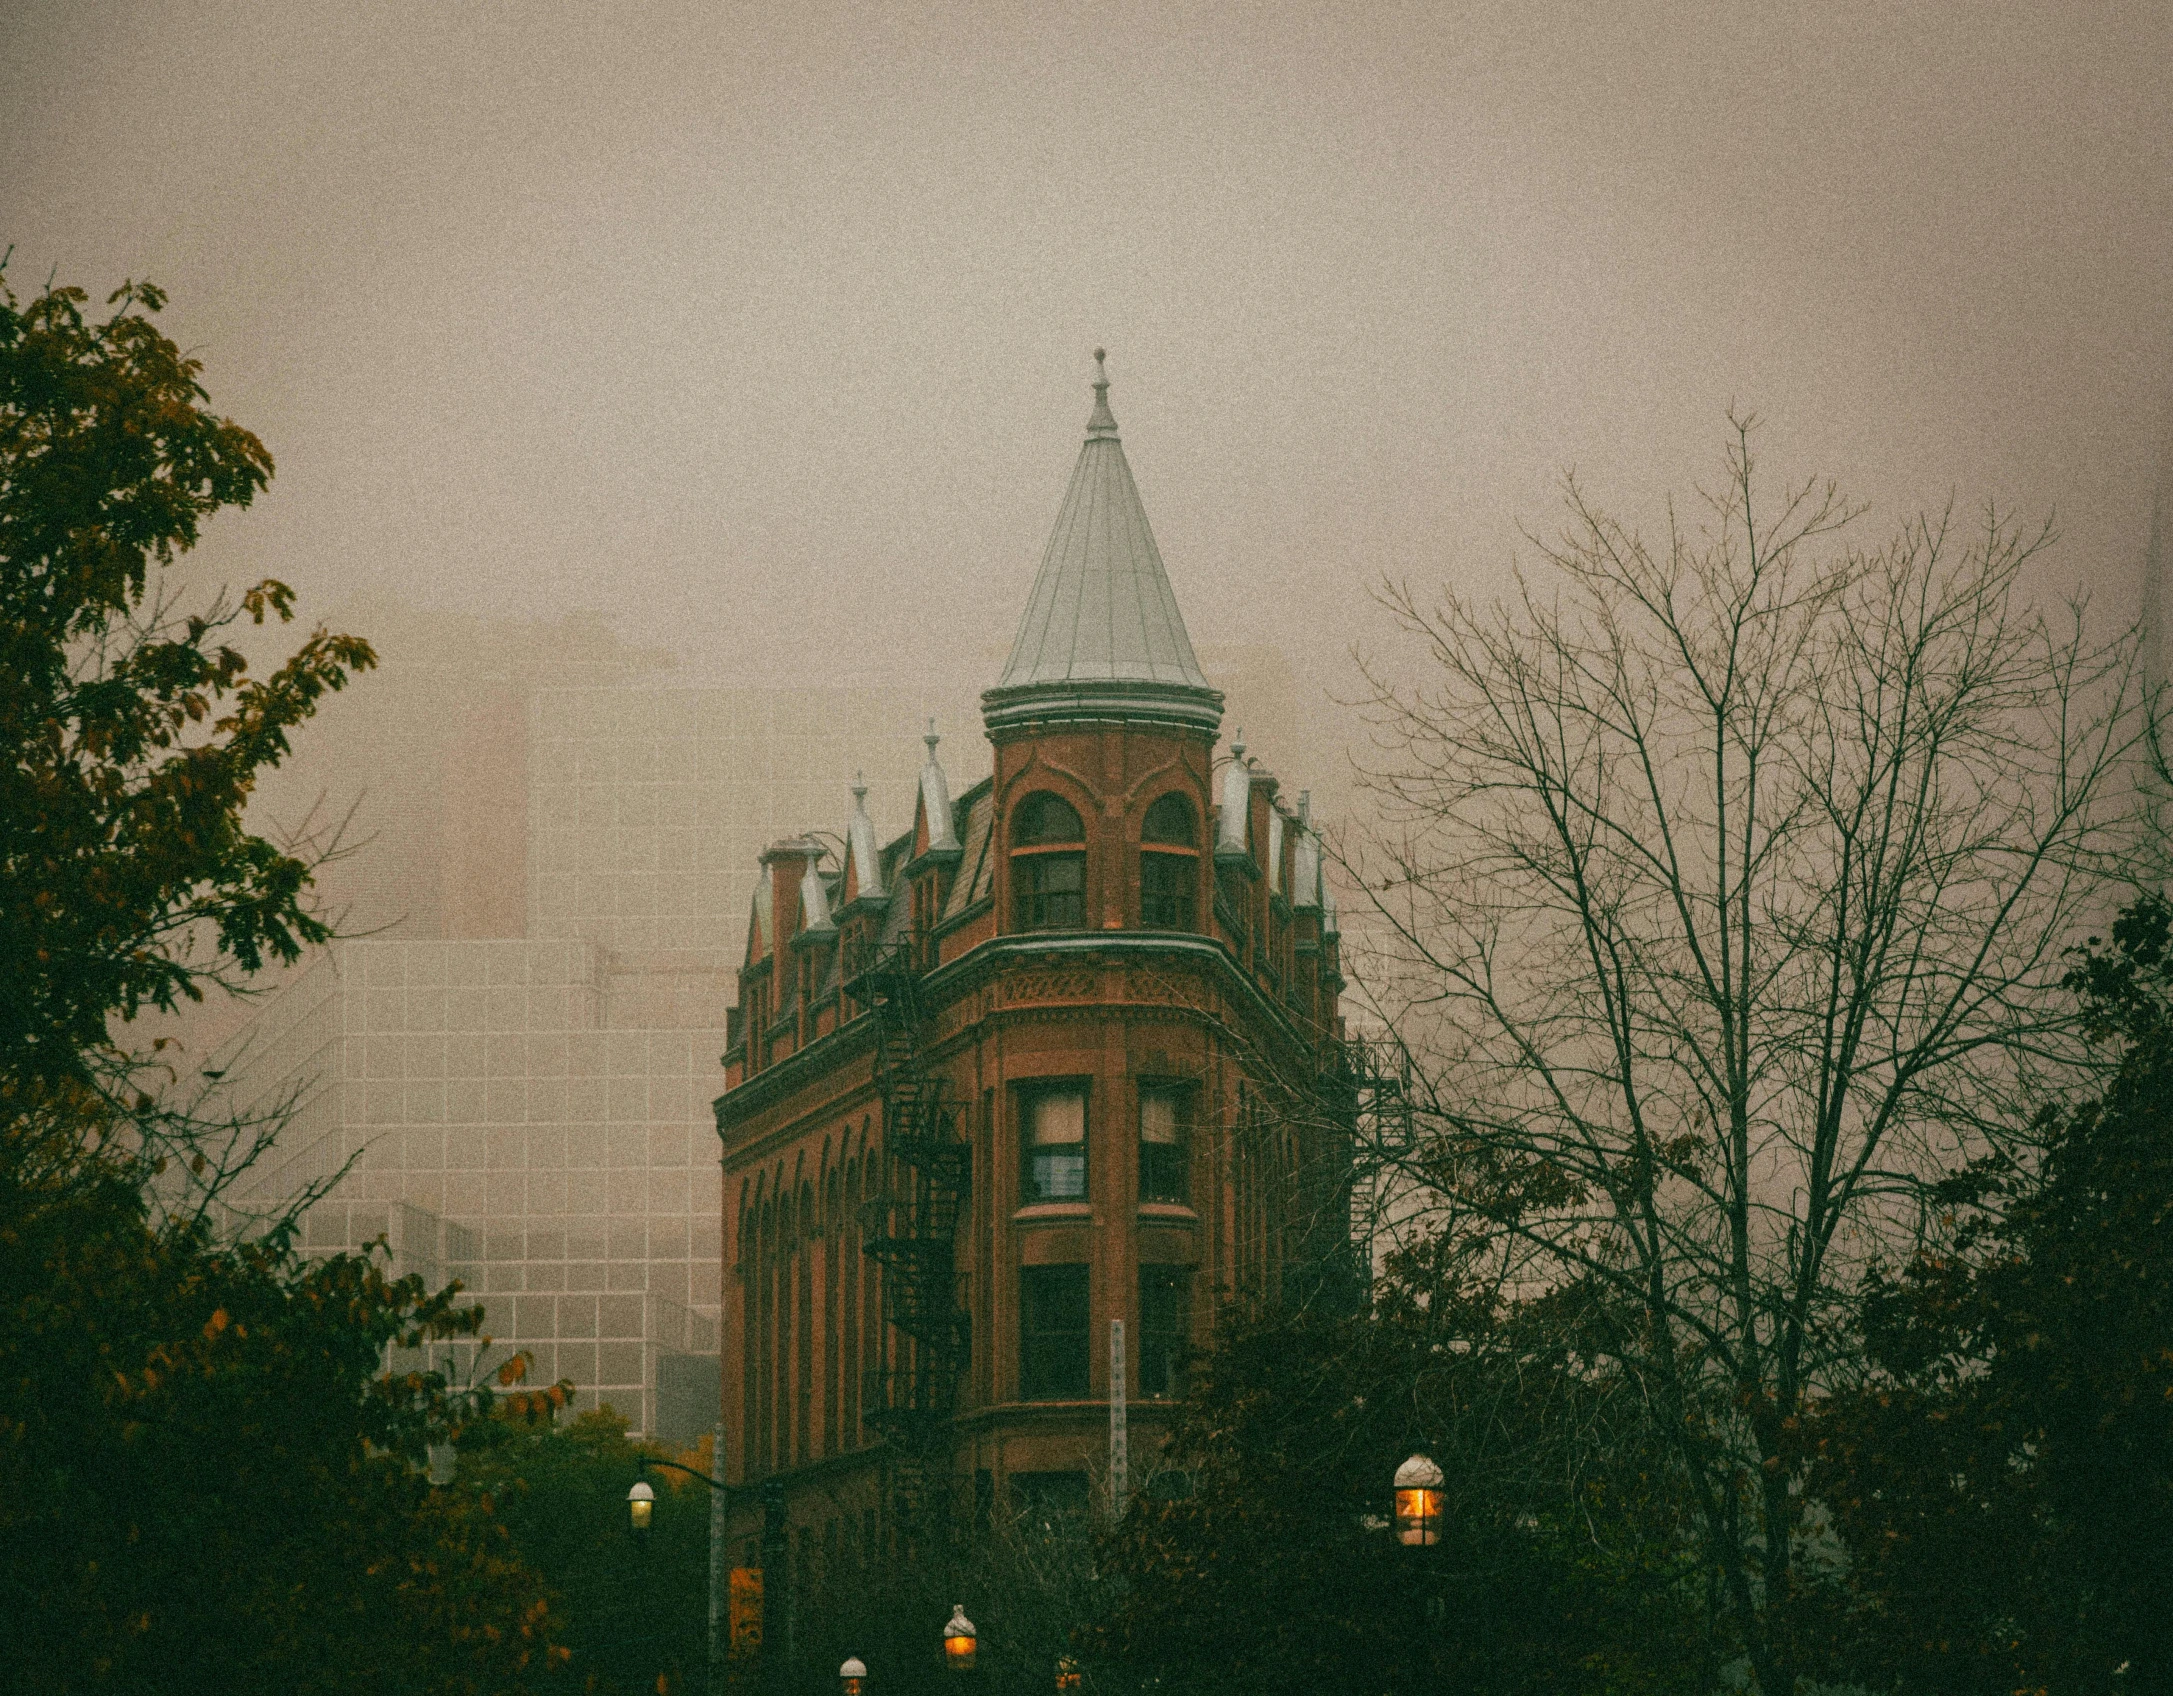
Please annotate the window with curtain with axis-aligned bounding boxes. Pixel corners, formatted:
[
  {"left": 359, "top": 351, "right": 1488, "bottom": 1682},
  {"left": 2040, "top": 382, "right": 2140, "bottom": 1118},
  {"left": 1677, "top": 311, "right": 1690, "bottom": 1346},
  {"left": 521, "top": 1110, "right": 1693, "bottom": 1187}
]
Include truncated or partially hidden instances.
[
  {"left": 1021, "top": 1086, "right": 1087, "bottom": 1203},
  {"left": 1138, "top": 1085, "right": 1188, "bottom": 1204}
]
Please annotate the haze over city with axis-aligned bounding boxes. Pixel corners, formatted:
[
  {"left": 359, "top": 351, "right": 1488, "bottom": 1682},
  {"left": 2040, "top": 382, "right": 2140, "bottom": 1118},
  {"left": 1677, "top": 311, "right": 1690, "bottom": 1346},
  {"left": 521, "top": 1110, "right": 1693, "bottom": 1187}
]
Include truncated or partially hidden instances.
[
  {"left": 6, "top": 0, "right": 2169, "bottom": 770},
  {"left": 11, "top": 5, "right": 2173, "bottom": 1691}
]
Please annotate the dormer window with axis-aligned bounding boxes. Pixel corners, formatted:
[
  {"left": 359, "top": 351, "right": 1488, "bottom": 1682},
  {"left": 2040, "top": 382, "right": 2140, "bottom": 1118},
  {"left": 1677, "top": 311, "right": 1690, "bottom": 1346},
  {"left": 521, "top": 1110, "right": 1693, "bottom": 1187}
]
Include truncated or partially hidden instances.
[
  {"left": 1011, "top": 791, "right": 1086, "bottom": 931},
  {"left": 1139, "top": 792, "right": 1198, "bottom": 930}
]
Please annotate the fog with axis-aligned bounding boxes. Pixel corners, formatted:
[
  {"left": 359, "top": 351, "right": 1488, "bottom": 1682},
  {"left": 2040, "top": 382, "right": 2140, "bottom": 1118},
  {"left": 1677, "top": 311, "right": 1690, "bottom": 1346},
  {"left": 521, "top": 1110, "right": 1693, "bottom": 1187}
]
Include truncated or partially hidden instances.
[{"left": 6, "top": 0, "right": 2171, "bottom": 905}]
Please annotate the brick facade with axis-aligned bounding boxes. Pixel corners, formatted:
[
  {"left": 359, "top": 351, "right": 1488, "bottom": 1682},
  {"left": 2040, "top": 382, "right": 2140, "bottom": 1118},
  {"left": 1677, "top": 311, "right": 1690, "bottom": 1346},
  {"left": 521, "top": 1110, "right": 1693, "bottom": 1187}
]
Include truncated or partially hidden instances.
[{"left": 711, "top": 364, "right": 1351, "bottom": 1576}]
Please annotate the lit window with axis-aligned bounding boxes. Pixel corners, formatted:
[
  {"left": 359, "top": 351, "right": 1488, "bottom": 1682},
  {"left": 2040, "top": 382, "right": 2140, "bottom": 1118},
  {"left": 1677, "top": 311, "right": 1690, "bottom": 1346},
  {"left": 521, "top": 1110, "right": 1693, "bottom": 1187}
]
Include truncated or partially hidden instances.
[
  {"left": 1022, "top": 1088, "right": 1087, "bottom": 1203},
  {"left": 1139, "top": 1267, "right": 1189, "bottom": 1398},
  {"left": 1138, "top": 1086, "right": 1187, "bottom": 1204},
  {"left": 1021, "top": 1265, "right": 1090, "bottom": 1400}
]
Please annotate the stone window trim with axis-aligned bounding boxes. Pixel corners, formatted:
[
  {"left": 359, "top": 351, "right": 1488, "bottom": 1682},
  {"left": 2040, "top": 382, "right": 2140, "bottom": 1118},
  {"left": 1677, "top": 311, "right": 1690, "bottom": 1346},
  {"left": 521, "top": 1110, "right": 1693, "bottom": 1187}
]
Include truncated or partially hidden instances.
[{"left": 1012, "top": 1200, "right": 1094, "bottom": 1226}]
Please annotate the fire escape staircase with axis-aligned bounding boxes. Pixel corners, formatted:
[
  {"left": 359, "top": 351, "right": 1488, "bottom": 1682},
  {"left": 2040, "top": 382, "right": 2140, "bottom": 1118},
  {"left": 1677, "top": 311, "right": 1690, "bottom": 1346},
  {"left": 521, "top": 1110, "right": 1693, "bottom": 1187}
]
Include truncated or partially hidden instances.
[{"left": 850, "top": 941, "right": 971, "bottom": 1539}]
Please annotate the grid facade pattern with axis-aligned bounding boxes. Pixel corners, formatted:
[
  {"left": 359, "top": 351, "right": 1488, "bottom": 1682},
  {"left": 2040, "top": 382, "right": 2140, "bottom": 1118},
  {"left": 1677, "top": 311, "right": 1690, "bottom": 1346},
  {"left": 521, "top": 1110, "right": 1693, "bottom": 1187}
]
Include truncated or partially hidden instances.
[{"left": 217, "top": 938, "right": 723, "bottom": 1433}]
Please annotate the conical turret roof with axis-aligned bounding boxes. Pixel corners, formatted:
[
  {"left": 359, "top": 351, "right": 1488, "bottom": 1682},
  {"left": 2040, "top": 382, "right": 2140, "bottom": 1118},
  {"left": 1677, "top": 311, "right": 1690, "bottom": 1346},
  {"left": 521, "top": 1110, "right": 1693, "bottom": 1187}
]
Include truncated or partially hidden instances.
[{"left": 982, "top": 352, "right": 1223, "bottom": 735}]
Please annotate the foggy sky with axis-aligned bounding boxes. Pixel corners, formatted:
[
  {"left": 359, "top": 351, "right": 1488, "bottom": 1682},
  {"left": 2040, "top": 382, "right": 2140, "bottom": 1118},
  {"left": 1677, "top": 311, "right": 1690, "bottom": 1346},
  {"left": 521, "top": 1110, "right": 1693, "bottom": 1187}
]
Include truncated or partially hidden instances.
[{"left": 5, "top": 0, "right": 2171, "bottom": 762}]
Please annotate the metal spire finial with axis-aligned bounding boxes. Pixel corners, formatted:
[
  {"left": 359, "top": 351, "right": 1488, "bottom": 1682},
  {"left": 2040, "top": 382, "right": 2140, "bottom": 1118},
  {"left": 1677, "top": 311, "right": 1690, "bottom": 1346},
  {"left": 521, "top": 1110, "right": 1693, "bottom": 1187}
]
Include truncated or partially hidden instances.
[
  {"left": 1087, "top": 347, "right": 1118, "bottom": 438},
  {"left": 924, "top": 717, "right": 940, "bottom": 759}
]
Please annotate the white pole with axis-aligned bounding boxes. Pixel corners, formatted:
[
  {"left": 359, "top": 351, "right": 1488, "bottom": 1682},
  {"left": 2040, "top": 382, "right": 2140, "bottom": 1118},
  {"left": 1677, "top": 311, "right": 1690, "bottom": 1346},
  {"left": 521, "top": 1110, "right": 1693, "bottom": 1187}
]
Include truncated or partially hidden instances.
[{"left": 1109, "top": 1318, "right": 1128, "bottom": 1514}]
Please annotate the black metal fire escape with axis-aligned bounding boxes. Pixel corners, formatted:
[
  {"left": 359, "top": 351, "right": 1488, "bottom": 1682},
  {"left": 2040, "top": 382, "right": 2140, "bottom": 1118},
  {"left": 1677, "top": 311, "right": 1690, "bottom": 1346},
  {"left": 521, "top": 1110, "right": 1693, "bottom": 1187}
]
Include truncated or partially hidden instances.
[{"left": 851, "top": 941, "right": 970, "bottom": 1543}]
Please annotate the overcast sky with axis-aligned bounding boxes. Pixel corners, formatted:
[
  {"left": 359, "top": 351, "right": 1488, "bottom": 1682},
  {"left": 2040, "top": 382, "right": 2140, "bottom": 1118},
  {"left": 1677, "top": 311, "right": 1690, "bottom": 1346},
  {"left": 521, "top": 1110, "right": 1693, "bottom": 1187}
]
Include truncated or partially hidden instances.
[{"left": 6, "top": 0, "right": 2171, "bottom": 761}]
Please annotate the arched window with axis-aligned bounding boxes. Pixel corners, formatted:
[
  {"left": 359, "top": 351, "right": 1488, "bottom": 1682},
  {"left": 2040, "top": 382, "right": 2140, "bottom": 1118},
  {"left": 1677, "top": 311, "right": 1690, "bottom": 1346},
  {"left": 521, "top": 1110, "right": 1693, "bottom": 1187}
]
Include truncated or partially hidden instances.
[
  {"left": 1141, "top": 792, "right": 1196, "bottom": 846},
  {"left": 1011, "top": 791, "right": 1086, "bottom": 930},
  {"left": 1139, "top": 791, "right": 1198, "bottom": 930}
]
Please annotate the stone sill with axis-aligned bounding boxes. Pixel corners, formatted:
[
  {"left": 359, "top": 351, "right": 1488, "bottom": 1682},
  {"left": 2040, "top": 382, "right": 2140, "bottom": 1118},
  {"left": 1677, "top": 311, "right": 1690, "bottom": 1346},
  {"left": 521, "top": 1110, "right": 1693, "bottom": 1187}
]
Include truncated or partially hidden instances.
[{"left": 1012, "top": 1202, "right": 1092, "bottom": 1225}]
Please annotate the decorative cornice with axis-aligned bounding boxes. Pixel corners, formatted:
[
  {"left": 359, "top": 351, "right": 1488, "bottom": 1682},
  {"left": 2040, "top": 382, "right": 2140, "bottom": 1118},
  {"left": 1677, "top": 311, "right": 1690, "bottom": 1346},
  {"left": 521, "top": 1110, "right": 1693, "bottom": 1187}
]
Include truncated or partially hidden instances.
[
  {"left": 982, "top": 678, "right": 1223, "bottom": 736},
  {"left": 716, "top": 928, "right": 1325, "bottom": 1134}
]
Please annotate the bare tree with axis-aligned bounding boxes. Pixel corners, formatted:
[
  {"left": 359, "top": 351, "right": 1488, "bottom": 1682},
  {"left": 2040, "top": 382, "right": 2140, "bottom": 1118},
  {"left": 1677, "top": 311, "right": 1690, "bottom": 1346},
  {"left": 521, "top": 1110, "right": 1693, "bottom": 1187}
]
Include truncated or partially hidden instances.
[{"left": 1347, "top": 414, "right": 2150, "bottom": 1693}]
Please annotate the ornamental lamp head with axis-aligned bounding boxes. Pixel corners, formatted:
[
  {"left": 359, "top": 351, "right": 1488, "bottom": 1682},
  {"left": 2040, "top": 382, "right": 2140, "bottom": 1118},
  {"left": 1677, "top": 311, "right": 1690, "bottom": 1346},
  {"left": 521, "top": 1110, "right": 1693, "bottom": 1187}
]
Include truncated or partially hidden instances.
[
  {"left": 943, "top": 1603, "right": 978, "bottom": 1672},
  {"left": 1393, "top": 1453, "right": 1444, "bottom": 1547}
]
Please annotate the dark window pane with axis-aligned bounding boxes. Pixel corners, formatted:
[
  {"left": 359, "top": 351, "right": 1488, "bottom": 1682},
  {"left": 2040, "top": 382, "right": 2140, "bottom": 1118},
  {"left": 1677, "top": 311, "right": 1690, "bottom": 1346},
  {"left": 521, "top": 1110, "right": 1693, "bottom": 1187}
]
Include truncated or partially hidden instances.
[
  {"left": 1014, "top": 791, "right": 1085, "bottom": 845},
  {"left": 1140, "top": 852, "right": 1195, "bottom": 929},
  {"left": 1141, "top": 792, "right": 1197, "bottom": 846},
  {"left": 1139, "top": 1086, "right": 1187, "bottom": 1204},
  {"left": 1021, "top": 1265, "right": 1090, "bottom": 1400},
  {"left": 1022, "top": 1089, "right": 1087, "bottom": 1203},
  {"left": 1015, "top": 852, "right": 1086, "bottom": 929},
  {"left": 1140, "top": 1267, "right": 1189, "bottom": 1398}
]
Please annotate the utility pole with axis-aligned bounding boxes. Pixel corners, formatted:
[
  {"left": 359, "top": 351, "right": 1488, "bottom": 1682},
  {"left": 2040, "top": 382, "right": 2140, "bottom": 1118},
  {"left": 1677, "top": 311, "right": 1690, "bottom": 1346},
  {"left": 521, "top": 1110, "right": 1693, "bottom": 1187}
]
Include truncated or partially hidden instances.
[{"left": 1109, "top": 1318, "right": 1128, "bottom": 1514}]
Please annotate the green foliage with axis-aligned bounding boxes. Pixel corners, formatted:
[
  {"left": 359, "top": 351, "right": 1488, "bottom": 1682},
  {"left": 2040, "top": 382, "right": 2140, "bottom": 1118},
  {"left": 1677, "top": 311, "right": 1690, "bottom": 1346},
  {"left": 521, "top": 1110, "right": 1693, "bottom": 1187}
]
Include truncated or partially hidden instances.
[
  {"left": 1802, "top": 891, "right": 2173, "bottom": 1694},
  {"left": 0, "top": 268, "right": 570, "bottom": 1691},
  {"left": 0, "top": 1136, "right": 571, "bottom": 1693},
  {"left": 459, "top": 1406, "right": 714, "bottom": 1694},
  {"left": 1089, "top": 1265, "right": 1712, "bottom": 1696},
  {"left": 0, "top": 265, "right": 374, "bottom": 1092}
]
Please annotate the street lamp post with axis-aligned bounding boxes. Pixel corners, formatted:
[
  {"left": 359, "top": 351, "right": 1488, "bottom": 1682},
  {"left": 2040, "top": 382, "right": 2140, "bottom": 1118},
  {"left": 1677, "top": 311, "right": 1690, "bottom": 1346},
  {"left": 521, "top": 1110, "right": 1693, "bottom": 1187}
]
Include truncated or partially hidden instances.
[
  {"left": 628, "top": 1455, "right": 733, "bottom": 1696},
  {"left": 1393, "top": 1453, "right": 1450, "bottom": 1640}
]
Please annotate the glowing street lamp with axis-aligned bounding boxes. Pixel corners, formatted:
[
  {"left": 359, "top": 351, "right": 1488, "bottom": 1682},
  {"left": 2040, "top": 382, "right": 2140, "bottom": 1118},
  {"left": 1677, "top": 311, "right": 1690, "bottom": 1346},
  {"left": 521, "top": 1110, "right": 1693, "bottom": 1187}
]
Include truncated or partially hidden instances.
[
  {"left": 627, "top": 1478, "right": 655, "bottom": 1534},
  {"left": 840, "top": 1655, "right": 869, "bottom": 1695},
  {"left": 1393, "top": 1454, "right": 1444, "bottom": 1547},
  {"left": 943, "top": 1604, "right": 978, "bottom": 1673}
]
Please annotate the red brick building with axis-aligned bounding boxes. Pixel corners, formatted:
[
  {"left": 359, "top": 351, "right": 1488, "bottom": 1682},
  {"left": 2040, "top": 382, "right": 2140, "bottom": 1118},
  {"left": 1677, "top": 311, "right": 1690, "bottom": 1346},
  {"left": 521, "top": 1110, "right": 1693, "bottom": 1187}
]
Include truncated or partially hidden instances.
[{"left": 713, "top": 357, "right": 1352, "bottom": 1573}]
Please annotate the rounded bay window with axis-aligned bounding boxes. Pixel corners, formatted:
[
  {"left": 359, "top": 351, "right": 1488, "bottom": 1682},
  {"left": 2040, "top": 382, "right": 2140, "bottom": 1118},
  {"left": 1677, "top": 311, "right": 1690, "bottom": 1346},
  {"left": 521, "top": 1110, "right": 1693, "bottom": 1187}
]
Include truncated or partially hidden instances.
[
  {"left": 1011, "top": 791, "right": 1086, "bottom": 930},
  {"left": 1139, "top": 791, "right": 1198, "bottom": 930}
]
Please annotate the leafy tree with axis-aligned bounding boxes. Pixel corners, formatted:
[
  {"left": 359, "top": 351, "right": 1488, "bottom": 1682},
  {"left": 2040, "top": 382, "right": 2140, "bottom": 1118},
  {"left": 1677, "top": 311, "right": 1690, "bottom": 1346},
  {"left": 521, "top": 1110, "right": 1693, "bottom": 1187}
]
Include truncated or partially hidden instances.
[
  {"left": 1348, "top": 417, "right": 2146, "bottom": 1692},
  {"left": 1090, "top": 1245, "right": 1711, "bottom": 1696},
  {"left": 0, "top": 269, "right": 571, "bottom": 1691},
  {"left": 0, "top": 265, "right": 373, "bottom": 1102},
  {"left": 1803, "top": 892, "right": 2173, "bottom": 1695},
  {"left": 0, "top": 1137, "right": 573, "bottom": 1693},
  {"left": 457, "top": 1405, "right": 715, "bottom": 1694}
]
